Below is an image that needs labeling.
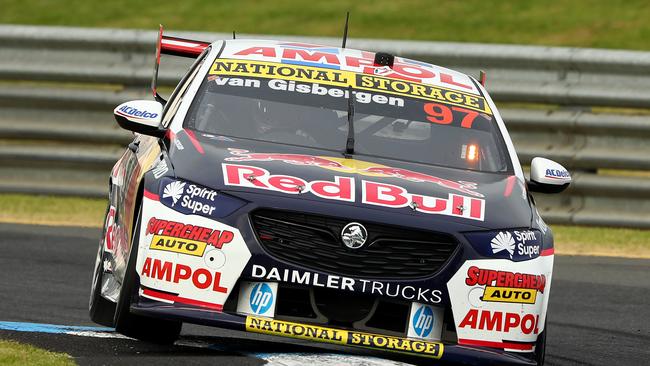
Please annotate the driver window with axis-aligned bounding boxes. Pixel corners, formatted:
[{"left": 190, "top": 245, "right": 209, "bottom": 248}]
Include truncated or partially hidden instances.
[{"left": 161, "top": 48, "right": 210, "bottom": 128}]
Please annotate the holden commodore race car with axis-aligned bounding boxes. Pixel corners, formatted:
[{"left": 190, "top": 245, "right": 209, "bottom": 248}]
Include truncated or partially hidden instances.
[{"left": 89, "top": 28, "right": 572, "bottom": 366}]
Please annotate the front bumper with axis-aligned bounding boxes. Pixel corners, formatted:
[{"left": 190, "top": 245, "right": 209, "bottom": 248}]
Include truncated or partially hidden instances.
[
  {"left": 131, "top": 301, "right": 537, "bottom": 365},
  {"left": 129, "top": 188, "right": 551, "bottom": 365}
]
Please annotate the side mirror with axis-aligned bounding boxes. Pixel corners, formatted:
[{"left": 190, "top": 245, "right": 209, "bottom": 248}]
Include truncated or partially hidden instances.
[
  {"left": 114, "top": 100, "right": 165, "bottom": 137},
  {"left": 527, "top": 157, "right": 571, "bottom": 194}
]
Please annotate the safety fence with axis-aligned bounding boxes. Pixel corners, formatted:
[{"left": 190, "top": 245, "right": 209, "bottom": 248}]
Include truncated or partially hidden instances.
[{"left": 1, "top": 25, "right": 649, "bottom": 228}]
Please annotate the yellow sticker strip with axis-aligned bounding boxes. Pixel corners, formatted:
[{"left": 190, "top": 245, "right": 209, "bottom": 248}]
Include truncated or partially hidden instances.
[
  {"left": 209, "top": 58, "right": 491, "bottom": 114},
  {"left": 356, "top": 74, "right": 492, "bottom": 114},
  {"left": 482, "top": 286, "right": 537, "bottom": 304},
  {"left": 245, "top": 316, "right": 444, "bottom": 359},
  {"left": 148, "top": 235, "right": 207, "bottom": 257},
  {"left": 210, "top": 59, "right": 355, "bottom": 88}
]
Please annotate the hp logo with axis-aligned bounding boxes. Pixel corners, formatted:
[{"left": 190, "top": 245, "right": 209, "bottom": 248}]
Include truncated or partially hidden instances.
[
  {"left": 249, "top": 283, "right": 274, "bottom": 315},
  {"left": 412, "top": 305, "right": 434, "bottom": 337}
]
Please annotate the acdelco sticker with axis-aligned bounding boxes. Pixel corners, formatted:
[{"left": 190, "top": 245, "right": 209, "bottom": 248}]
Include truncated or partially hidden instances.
[{"left": 245, "top": 316, "right": 443, "bottom": 359}]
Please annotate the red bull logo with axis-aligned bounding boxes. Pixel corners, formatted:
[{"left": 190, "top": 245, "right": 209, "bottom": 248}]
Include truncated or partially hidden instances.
[
  {"left": 225, "top": 149, "right": 482, "bottom": 198},
  {"left": 226, "top": 149, "right": 345, "bottom": 168},
  {"left": 362, "top": 167, "right": 482, "bottom": 198},
  {"left": 222, "top": 163, "right": 485, "bottom": 221}
]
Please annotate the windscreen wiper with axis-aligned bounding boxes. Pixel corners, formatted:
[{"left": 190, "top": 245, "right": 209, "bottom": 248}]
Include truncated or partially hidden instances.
[{"left": 344, "top": 86, "right": 355, "bottom": 156}]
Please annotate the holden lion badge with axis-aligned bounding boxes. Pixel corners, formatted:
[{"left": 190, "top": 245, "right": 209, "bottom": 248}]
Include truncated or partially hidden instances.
[{"left": 341, "top": 222, "right": 368, "bottom": 249}]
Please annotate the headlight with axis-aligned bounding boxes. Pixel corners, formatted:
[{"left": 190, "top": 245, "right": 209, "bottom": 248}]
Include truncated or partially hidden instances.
[
  {"left": 158, "top": 177, "right": 246, "bottom": 219},
  {"left": 463, "top": 229, "right": 544, "bottom": 261}
]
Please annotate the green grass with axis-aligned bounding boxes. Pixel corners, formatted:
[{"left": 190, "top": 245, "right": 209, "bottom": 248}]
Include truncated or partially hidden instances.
[
  {"left": 3, "top": 0, "right": 650, "bottom": 50},
  {"left": 553, "top": 225, "right": 650, "bottom": 258},
  {"left": 0, "top": 194, "right": 106, "bottom": 227},
  {"left": 0, "top": 340, "right": 75, "bottom": 366},
  {"left": 1, "top": 193, "right": 649, "bottom": 258}
]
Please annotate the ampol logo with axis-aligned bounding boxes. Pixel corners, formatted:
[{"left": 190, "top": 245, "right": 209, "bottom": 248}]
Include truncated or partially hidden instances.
[
  {"left": 412, "top": 305, "right": 434, "bottom": 338},
  {"left": 249, "top": 283, "right": 274, "bottom": 315}
]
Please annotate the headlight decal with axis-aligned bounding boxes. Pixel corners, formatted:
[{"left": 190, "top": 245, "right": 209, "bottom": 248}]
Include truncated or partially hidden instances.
[{"left": 158, "top": 177, "right": 246, "bottom": 219}]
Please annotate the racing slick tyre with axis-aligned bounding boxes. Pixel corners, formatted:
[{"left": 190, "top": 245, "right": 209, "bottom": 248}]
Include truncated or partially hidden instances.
[
  {"left": 113, "top": 209, "right": 182, "bottom": 344},
  {"left": 535, "top": 323, "right": 547, "bottom": 365},
  {"left": 89, "top": 207, "right": 117, "bottom": 327}
]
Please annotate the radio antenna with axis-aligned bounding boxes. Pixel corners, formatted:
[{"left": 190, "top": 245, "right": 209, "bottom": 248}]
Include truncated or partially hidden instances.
[{"left": 341, "top": 12, "right": 350, "bottom": 48}]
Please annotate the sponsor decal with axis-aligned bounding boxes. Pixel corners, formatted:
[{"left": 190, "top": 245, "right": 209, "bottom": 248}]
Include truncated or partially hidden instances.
[
  {"left": 222, "top": 163, "right": 484, "bottom": 221},
  {"left": 357, "top": 74, "right": 491, "bottom": 114},
  {"left": 225, "top": 149, "right": 483, "bottom": 198},
  {"left": 481, "top": 286, "right": 537, "bottom": 304},
  {"left": 162, "top": 181, "right": 186, "bottom": 206},
  {"left": 250, "top": 264, "right": 442, "bottom": 304},
  {"left": 544, "top": 168, "right": 570, "bottom": 179},
  {"left": 490, "top": 231, "right": 515, "bottom": 258},
  {"left": 103, "top": 206, "right": 116, "bottom": 253},
  {"left": 210, "top": 58, "right": 489, "bottom": 113},
  {"left": 491, "top": 230, "right": 540, "bottom": 260},
  {"left": 236, "top": 281, "right": 278, "bottom": 317},
  {"left": 231, "top": 43, "right": 475, "bottom": 93},
  {"left": 141, "top": 257, "right": 227, "bottom": 293},
  {"left": 146, "top": 217, "right": 234, "bottom": 249},
  {"left": 465, "top": 266, "right": 546, "bottom": 294},
  {"left": 467, "top": 229, "right": 543, "bottom": 261},
  {"left": 412, "top": 305, "right": 433, "bottom": 337},
  {"left": 148, "top": 234, "right": 207, "bottom": 257},
  {"left": 138, "top": 198, "right": 252, "bottom": 311},
  {"left": 161, "top": 179, "right": 218, "bottom": 216},
  {"left": 245, "top": 316, "right": 443, "bottom": 358},
  {"left": 210, "top": 59, "right": 352, "bottom": 87},
  {"left": 117, "top": 105, "right": 158, "bottom": 119},
  {"left": 458, "top": 309, "right": 540, "bottom": 335},
  {"left": 249, "top": 283, "right": 274, "bottom": 314},
  {"left": 151, "top": 159, "right": 168, "bottom": 179},
  {"left": 463, "top": 267, "right": 545, "bottom": 326},
  {"left": 407, "top": 302, "right": 444, "bottom": 341},
  {"left": 447, "top": 258, "right": 553, "bottom": 350}
]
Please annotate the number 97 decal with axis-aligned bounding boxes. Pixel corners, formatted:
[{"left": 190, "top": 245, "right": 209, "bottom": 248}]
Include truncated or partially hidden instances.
[{"left": 423, "top": 102, "right": 485, "bottom": 129}]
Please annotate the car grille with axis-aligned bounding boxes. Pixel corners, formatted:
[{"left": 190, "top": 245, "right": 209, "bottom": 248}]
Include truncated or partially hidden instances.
[{"left": 250, "top": 209, "right": 458, "bottom": 279}]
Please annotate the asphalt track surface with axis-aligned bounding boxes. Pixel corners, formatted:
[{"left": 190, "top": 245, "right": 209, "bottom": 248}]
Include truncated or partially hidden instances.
[{"left": 0, "top": 223, "right": 649, "bottom": 366}]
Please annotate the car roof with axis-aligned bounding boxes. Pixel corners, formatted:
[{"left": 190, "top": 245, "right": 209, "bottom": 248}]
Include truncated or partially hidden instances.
[{"left": 215, "top": 39, "right": 483, "bottom": 96}]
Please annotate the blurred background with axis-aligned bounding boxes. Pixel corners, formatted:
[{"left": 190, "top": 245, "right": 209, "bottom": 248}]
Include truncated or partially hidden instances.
[{"left": 1, "top": 0, "right": 649, "bottom": 257}]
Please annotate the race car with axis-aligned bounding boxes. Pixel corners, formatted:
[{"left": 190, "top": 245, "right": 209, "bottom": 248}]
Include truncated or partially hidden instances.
[{"left": 89, "top": 27, "right": 571, "bottom": 366}]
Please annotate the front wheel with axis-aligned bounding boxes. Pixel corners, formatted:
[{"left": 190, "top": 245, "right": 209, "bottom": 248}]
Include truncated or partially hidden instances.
[
  {"left": 113, "top": 209, "right": 181, "bottom": 344},
  {"left": 89, "top": 239, "right": 116, "bottom": 327},
  {"left": 535, "top": 324, "right": 547, "bottom": 365}
]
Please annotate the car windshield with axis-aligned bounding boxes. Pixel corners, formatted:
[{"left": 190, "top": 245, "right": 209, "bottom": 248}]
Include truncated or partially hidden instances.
[{"left": 184, "top": 58, "right": 512, "bottom": 173}]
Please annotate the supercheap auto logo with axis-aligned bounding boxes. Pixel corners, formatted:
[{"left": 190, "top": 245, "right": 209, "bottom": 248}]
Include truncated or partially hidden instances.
[
  {"left": 465, "top": 266, "right": 546, "bottom": 304},
  {"left": 245, "top": 316, "right": 443, "bottom": 359},
  {"left": 146, "top": 217, "right": 234, "bottom": 254}
]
